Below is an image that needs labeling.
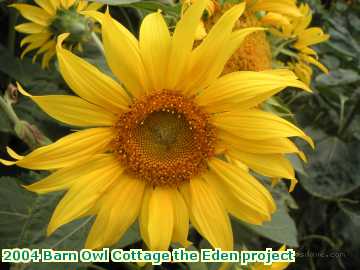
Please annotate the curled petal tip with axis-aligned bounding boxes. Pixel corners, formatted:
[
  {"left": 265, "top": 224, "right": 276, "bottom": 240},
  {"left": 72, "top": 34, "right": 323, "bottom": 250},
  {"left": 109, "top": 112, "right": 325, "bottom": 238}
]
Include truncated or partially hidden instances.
[{"left": 15, "top": 82, "right": 31, "bottom": 97}]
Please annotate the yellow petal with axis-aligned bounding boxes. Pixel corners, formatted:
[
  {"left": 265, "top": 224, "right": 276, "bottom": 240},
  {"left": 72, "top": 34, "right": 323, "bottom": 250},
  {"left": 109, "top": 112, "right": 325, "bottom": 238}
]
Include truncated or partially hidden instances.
[
  {"left": 212, "top": 109, "right": 314, "bottom": 148},
  {"left": 207, "top": 158, "right": 276, "bottom": 225},
  {"left": 227, "top": 149, "right": 295, "bottom": 180},
  {"left": 15, "top": 23, "right": 46, "bottom": 34},
  {"left": 181, "top": 3, "right": 246, "bottom": 96},
  {"left": 48, "top": 0, "right": 60, "bottom": 11},
  {"left": 41, "top": 49, "right": 56, "bottom": 69},
  {"left": 252, "top": 0, "right": 302, "bottom": 17},
  {"left": 85, "top": 11, "right": 149, "bottom": 98},
  {"left": 294, "top": 28, "right": 330, "bottom": 48},
  {"left": 10, "top": 4, "right": 51, "bottom": 26},
  {"left": 218, "top": 130, "right": 306, "bottom": 161},
  {"left": 300, "top": 54, "right": 329, "bottom": 74},
  {"left": 146, "top": 186, "right": 174, "bottom": 251},
  {"left": 207, "top": 27, "right": 265, "bottom": 79},
  {"left": 139, "top": 12, "right": 171, "bottom": 92},
  {"left": 56, "top": 34, "right": 131, "bottom": 112},
  {"left": 195, "top": 20, "right": 207, "bottom": 40},
  {"left": 85, "top": 174, "right": 145, "bottom": 249},
  {"left": 85, "top": 2, "right": 103, "bottom": 11},
  {"left": 17, "top": 83, "right": 117, "bottom": 127},
  {"left": 139, "top": 186, "right": 151, "bottom": 247},
  {"left": 0, "top": 128, "right": 114, "bottom": 170},
  {"left": 181, "top": 177, "right": 233, "bottom": 250},
  {"left": 61, "top": 0, "right": 76, "bottom": 9},
  {"left": 38, "top": 39, "right": 56, "bottom": 53},
  {"left": 77, "top": 1, "right": 88, "bottom": 11},
  {"left": 196, "top": 69, "right": 310, "bottom": 112},
  {"left": 47, "top": 158, "right": 125, "bottom": 235},
  {"left": 34, "top": 0, "right": 56, "bottom": 15},
  {"left": 20, "top": 34, "right": 51, "bottom": 60},
  {"left": 25, "top": 154, "right": 118, "bottom": 194},
  {"left": 165, "top": 0, "right": 209, "bottom": 90},
  {"left": 260, "top": 12, "right": 290, "bottom": 27},
  {"left": 171, "top": 189, "right": 190, "bottom": 247},
  {"left": 20, "top": 32, "right": 51, "bottom": 48}
]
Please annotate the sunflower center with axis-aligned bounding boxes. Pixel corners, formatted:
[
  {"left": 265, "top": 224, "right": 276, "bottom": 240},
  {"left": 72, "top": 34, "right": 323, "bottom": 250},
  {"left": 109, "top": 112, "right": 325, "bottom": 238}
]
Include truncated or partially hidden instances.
[{"left": 113, "top": 91, "right": 216, "bottom": 187}]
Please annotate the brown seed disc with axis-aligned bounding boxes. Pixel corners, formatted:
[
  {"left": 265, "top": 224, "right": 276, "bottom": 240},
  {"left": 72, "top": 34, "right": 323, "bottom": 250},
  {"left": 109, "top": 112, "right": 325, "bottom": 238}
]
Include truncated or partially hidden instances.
[{"left": 112, "top": 90, "right": 217, "bottom": 187}]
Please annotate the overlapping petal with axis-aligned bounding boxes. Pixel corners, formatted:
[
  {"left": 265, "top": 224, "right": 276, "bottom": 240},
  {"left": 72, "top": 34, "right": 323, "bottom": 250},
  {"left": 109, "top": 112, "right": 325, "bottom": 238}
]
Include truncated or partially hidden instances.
[
  {"left": 212, "top": 109, "right": 314, "bottom": 147},
  {"left": 84, "top": 10, "right": 149, "bottom": 98},
  {"left": 180, "top": 3, "right": 246, "bottom": 95},
  {"left": 139, "top": 12, "right": 171, "bottom": 92},
  {"left": 171, "top": 189, "right": 190, "bottom": 247},
  {"left": 85, "top": 174, "right": 145, "bottom": 249},
  {"left": 141, "top": 187, "right": 174, "bottom": 251},
  {"left": 11, "top": 4, "right": 51, "bottom": 26},
  {"left": 196, "top": 69, "right": 310, "bottom": 112},
  {"left": 17, "top": 83, "right": 117, "bottom": 127},
  {"left": 56, "top": 34, "right": 131, "bottom": 113},
  {"left": 0, "top": 128, "right": 114, "bottom": 170},
  {"left": 181, "top": 177, "right": 233, "bottom": 250},
  {"left": 165, "top": 0, "right": 210, "bottom": 89},
  {"left": 47, "top": 157, "right": 125, "bottom": 235},
  {"left": 25, "top": 155, "right": 118, "bottom": 194},
  {"left": 206, "top": 158, "right": 275, "bottom": 224}
]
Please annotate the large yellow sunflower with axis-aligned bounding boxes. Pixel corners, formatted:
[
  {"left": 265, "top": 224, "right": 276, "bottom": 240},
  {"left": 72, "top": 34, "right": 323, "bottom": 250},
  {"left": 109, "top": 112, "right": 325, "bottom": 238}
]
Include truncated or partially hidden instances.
[
  {"left": 1, "top": 0, "right": 312, "bottom": 251},
  {"left": 11, "top": 0, "right": 103, "bottom": 68}
]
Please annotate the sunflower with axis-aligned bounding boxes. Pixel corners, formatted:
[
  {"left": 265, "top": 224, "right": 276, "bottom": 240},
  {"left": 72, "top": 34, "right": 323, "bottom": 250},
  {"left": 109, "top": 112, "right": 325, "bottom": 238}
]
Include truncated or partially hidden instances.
[
  {"left": 270, "top": 3, "right": 330, "bottom": 85},
  {"left": 192, "top": 0, "right": 302, "bottom": 72},
  {"left": 1, "top": 0, "right": 312, "bottom": 251},
  {"left": 11, "top": 0, "right": 103, "bottom": 68},
  {"left": 191, "top": 0, "right": 328, "bottom": 84}
]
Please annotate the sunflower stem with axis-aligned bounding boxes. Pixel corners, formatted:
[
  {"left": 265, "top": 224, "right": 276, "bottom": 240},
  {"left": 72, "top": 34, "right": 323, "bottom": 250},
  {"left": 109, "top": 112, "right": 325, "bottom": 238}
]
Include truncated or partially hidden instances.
[
  {"left": 0, "top": 88, "right": 52, "bottom": 149},
  {"left": 0, "top": 95, "right": 20, "bottom": 126},
  {"left": 279, "top": 48, "right": 299, "bottom": 60},
  {"left": 91, "top": 32, "right": 105, "bottom": 56},
  {"left": 272, "top": 38, "right": 296, "bottom": 59}
]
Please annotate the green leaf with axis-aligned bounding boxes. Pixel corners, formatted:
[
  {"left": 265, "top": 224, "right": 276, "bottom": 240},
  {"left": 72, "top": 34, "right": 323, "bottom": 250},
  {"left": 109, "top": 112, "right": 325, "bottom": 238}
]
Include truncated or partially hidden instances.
[
  {"left": 0, "top": 45, "right": 57, "bottom": 86},
  {"left": 0, "top": 176, "right": 92, "bottom": 251},
  {"left": 0, "top": 177, "right": 36, "bottom": 248},
  {"left": 262, "top": 97, "right": 294, "bottom": 122},
  {"left": 286, "top": 154, "right": 307, "bottom": 176},
  {"left": 321, "top": 54, "right": 341, "bottom": 70},
  {"left": 113, "top": 222, "right": 141, "bottom": 248},
  {"left": 0, "top": 173, "right": 141, "bottom": 261},
  {"left": 338, "top": 200, "right": 360, "bottom": 226},
  {"left": 315, "top": 69, "right": 360, "bottom": 87},
  {"left": 299, "top": 135, "right": 360, "bottom": 199},
  {"left": 121, "top": 1, "right": 181, "bottom": 18},
  {"left": 245, "top": 201, "right": 298, "bottom": 247}
]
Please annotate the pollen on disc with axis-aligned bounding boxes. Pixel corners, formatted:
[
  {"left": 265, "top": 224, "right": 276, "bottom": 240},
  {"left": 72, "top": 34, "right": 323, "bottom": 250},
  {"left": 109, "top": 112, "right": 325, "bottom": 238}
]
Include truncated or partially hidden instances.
[{"left": 112, "top": 90, "right": 216, "bottom": 187}]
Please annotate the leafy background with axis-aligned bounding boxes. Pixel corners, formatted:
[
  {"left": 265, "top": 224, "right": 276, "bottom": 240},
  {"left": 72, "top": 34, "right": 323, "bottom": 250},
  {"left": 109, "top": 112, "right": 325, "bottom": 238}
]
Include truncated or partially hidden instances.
[{"left": 0, "top": 0, "right": 359, "bottom": 269}]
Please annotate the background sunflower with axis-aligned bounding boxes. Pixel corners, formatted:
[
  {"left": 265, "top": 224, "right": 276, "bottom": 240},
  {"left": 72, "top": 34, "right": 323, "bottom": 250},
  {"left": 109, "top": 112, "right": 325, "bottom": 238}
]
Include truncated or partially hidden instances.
[{"left": 0, "top": 0, "right": 359, "bottom": 270}]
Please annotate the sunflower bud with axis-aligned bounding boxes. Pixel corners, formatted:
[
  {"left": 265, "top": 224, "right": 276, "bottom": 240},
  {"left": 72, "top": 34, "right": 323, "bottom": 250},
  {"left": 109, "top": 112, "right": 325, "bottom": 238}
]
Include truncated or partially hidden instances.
[{"left": 50, "top": 7, "right": 93, "bottom": 44}]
